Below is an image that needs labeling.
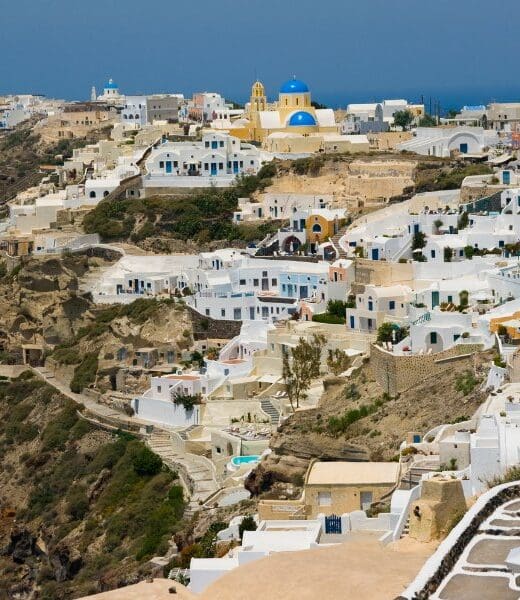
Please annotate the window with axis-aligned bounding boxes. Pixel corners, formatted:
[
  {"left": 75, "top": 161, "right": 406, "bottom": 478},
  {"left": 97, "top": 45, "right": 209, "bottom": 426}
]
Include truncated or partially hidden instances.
[
  {"left": 219, "top": 141, "right": 224, "bottom": 147},
  {"left": 318, "top": 492, "right": 332, "bottom": 506},
  {"left": 89, "top": 191, "right": 96, "bottom": 198},
  {"left": 219, "top": 163, "right": 223, "bottom": 170},
  {"left": 239, "top": 279, "right": 246, "bottom": 285},
  {"left": 221, "top": 309, "right": 226, "bottom": 317},
  {"left": 389, "top": 300, "right": 395, "bottom": 310},
  {"left": 205, "top": 309, "right": 210, "bottom": 316},
  {"left": 430, "top": 332, "right": 438, "bottom": 344},
  {"left": 157, "top": 386, "right": 162, "bottom": 393},
  {"left": 272, "top": 278, "right": 277, "bottom": 286},
  {"left": 431, "top": 250, "right": 436, "bottom": 258},
  {"left": 234, "top": 308, "right": 242, "bottom": 319},
  {"left": 159, "top": 161, "right": 164, "bottom": 168},
  {"left": 253, "top": 278, "right": 259, "bottom": 286},
  {"left": 205, "top": 141, "right": 210, "bottom": 148}
]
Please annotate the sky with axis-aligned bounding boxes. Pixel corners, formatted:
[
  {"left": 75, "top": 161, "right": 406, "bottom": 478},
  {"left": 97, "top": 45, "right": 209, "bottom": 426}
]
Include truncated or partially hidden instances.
[{"left": 2, "top": 0, "right": 520, "bottom": 110}]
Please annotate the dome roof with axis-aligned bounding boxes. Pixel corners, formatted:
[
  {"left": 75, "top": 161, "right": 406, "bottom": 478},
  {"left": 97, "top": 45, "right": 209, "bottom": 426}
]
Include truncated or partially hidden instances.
[
  {"left": 280, "top": 78, "right": 309, "bottom": 94},
  {"left": 288, "top": 111, "right": 317, "bottom": 127},
  {"left": 105, "top": 78, "right": 118, "bottom": 89}
]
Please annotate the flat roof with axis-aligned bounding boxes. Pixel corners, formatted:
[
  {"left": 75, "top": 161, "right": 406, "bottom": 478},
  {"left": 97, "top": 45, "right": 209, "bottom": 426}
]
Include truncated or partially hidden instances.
[{"left": 307, "top": 461, "right": 400, "bottom": 486}]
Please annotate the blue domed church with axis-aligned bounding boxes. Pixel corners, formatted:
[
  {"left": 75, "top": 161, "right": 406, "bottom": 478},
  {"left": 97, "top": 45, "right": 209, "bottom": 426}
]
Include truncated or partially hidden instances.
[{"left": 242, "top": 77, "right": 338, "bottom": 144}]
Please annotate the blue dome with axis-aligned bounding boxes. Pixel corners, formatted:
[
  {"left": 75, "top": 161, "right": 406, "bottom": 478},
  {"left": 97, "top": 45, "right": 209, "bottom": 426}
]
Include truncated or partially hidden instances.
[
  {"left": 280, "top": 78, "right": 309, "bottom": 94},
  {"left": 105, "top": 79, "right": 118, "bottom": 89},
  {"left": 288, "top": 111, "right": 317, "bottom": 127}
]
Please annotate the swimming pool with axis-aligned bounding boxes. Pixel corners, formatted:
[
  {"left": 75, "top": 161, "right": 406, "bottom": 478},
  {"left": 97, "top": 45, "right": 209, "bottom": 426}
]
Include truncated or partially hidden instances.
[{"left": 231, "top": 455, "right": 260, "bottom": 466}]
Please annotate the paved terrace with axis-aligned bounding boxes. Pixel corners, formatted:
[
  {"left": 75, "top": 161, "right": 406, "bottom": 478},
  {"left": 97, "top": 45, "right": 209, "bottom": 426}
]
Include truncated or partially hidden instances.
[{"left": 403, "top": 482, "right": 520, "bottom": 600}]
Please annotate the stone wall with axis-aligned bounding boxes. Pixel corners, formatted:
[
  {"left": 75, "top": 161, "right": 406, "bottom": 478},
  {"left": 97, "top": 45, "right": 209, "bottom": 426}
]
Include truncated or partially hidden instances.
[
  {"left": 370, "top": 343, "right": 482, "bottom": 397},
  {"left": 355, "top": 258, "right": 414, "bottom": 286},
  {"left": 186, "top": 306, "right": 241, "bottom": 341}
]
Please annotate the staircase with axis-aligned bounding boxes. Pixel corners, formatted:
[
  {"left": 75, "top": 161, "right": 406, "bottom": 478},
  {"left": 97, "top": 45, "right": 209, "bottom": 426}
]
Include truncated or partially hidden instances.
[
  {"left": 400, "top": 461, "right": 439, "bottom": 490},
  {"left": 329, "top": 225, "right": 349, "bottom": 259},
  {"left": 260, "top": 398, "right": 280, "bottom": 425},
  {"left": 400, "top": 516, "right": 410, "bottom": 538},
  {"left": 178, "top": 424, "right": 198, "bottom": 441},
  {"left": 147, "top": 429, "right": 219, "bottom": 512}
]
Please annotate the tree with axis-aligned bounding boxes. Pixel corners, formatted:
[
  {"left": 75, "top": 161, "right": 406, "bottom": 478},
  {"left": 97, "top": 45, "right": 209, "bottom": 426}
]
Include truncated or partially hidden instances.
[
  {"left": 393, "top": 110, "right": 414, "bottom": 130},
  {"left": 411, "top": 231, "right": 427, "bottom": 250},
  {"left": 443, "top": 246, "right": 452, "bottom": 262},
  {"left": 463, "top": 245, "right": 474, "bottom": 260},
  {"left": 327, "top": 348, "right": 350, "bottom": 376},
  {"left": 419, "top": 114, "right": 437, "bottom": 127},
  {"left": 459, "top": 290, "right": 469, "bottom": 309},
  {"left": 326, "top": 299, "right": 348, "bottom": 319},
  {"left": 132, "top": 446, "right": 163, "bottom": 476},
  {"left": 282, "top": 334, "right": 325, "bottom": 412},
  {"left": 377, "top": 322, "right": 395, "bottom": 343},
  {"left": 433, "top": 219, "right": 443, "bottom": 233},
  {"left": 458, "top": 211, "right": 469, "bottom": 230},
  {"left": 239, "top": 516, "right": 257, "bottom": 540}
]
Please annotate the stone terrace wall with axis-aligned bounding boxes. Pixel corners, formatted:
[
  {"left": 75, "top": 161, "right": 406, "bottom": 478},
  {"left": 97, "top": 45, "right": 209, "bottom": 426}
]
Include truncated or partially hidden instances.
[
  {"left": 187, "top": 306, "right": 241, "bottom": 341},
  {"left": 370, "top": 343, "right": 482, "bottom": 397},
  {"left": 355, "top": 258, "right": 414, "bottom": 287}
]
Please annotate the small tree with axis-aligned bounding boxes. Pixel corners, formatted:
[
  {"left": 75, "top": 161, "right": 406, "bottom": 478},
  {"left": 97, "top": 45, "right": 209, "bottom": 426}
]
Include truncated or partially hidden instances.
[
  {"left": 459, "top": 290, "right": 469, "bottom": 309},
  {"left": 433, "top": 219, "right": 443, "bottom": 233},
  {"left": 411, "top": 231, "right": 426, "bottom": 250},
  {"left": 419, "top": 114, "right": 437, "bottom": 127},
  {"left": 377, "top": 322, "right": 394, "bottom": 343},
  {"left": 239, "top": 515, "right": 257, "bottom": 540},
  {"left": 463, "top": 245, "right": 474, "bottom": 260},
  {"left": 282, "top": 334, "right": 325, "bottom": 412},
  {"left": 393, "top": 110, "right": 414, "bottom": 130},
  {"left": 458, "top": 212, "right": 469, "bottom": 230},
  {"left": 443, "top": 246, "right": 452, "bottom": 262},
  {"left": 327, "top": 348, "right": 350, "bottom": 376}
]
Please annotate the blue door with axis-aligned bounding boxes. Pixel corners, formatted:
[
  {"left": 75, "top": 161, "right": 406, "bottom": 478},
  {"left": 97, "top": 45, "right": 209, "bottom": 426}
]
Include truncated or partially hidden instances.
[
  {"left": 503, "top": 171, "right": 511, "bottom": 185},
  {"left": 325, "top": 514, "right": 342, "bottom": 534},
  {"left": 349, "top": 316, "right": 355, "bottom": 329},
  {"left": 414, "top": 224, "right": 420, "bottom": 234},
  {"left": 165, "top": 161, "right": 172, "bottom": 173},
  {"left": 432, "top": 291, "right": 440, "bottom": 308},
  {"left": 233, "top": 160, "right": 239, "bottom": 173},
  {"left": 371, "top": 248, "right": 379, "bottom": 261},
  {"left": 211, "top": 163, "right": 217, "bottom": 175},
  {"left": 460, "top": 143, "right": 468, "bottom": 154}
]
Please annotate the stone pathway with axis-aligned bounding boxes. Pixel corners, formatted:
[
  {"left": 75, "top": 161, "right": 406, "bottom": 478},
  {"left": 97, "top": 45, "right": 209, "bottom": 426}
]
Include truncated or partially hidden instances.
[
  {"left": 148, "top": 429, "right": 219, "bottom": 512},
  {"left": 30, "top": 366, "right": 220, "bottom": 510}
]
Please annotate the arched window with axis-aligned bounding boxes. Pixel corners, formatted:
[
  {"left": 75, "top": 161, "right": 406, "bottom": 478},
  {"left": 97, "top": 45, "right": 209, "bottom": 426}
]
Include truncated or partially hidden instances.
[
  {"left": 129, "top": 114, "right": 134, "bottom": 119},
  {"left": 312, "top": 223, "right": 322, "bottom": 233},
  {"left": 103, "top": 191, "right": 109, "bottom": 197},
  {"left": 89, "top": 191, "right": 96, "bottom": 198},
  {"left": 135, "top": 114, "right": 139, "bottom": 119}
]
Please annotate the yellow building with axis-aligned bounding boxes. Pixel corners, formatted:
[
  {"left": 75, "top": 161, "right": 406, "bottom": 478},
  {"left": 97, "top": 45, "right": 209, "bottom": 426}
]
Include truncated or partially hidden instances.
[
  {"left": 490, "top": 311, "right": 520, "bottom": 341},
  {"left": 230, "top": 78, "right": 338, "bottom": 145},
  {"left": 305, "top": 210, "right": 343, "bottom": 245}
]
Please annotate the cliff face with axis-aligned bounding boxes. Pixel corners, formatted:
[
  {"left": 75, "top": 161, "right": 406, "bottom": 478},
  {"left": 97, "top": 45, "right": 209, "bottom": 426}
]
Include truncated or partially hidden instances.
[
  {"left": 247, "top": 352, "right": 491, "bottom": 497},
  {"left": 0, "top": 373, "right": 185, "bottom": 599}
]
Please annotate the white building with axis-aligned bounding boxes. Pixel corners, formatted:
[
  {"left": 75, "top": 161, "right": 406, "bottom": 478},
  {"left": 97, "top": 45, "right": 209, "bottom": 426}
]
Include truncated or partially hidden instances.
[
  {"left": 189, "top": 519, "right": 322, "bottom": 594},
  {"left": 143, "top": 132, "right": 263, "bottom": 188},
  {"left": 397, "top": 126, "right": 499, "bottom": 157}
]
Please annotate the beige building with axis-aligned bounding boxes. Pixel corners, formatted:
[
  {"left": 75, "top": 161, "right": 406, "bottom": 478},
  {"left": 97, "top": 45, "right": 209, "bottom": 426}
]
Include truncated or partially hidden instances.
[
  {"left": 259, "top": 460, "right": 401, "bottom": 520},
  {"left": 304, "top": 461, "right": 400, "bottom": 517}
]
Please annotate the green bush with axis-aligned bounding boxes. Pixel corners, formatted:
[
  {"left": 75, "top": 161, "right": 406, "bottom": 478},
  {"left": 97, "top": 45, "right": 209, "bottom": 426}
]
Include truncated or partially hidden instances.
[
  {"left": 70, "top": 353, "right": 98, "bottom": 393},
  {"left": 132, "top": 446, "right": 163, "bottom": 476},
  {"left": 239, "top": 515, "right": 257, "bottom": 540},
  {"left": 455, "top": 370, "right": 478, "bottom": 395},
  {"left": 41, "top": 403, "right": 79, "bottom": 450},
  {"left": 66, "top": 485, "right": 89, "bottom": 520},
  {"left": 312, "top": 313, "right": 345, "bottom": 325}
]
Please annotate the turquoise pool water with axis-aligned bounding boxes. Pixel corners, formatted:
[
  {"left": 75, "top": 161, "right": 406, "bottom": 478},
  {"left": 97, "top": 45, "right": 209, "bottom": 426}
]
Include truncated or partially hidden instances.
[{"left": 231, "top": 455, "right": 260, "bottom": 466}]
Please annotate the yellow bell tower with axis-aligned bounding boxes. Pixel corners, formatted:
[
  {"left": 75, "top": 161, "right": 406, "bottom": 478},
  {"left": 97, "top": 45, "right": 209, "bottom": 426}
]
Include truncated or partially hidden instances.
[{"left": 250, "top": 81, "right": 267, "bottom": 114}]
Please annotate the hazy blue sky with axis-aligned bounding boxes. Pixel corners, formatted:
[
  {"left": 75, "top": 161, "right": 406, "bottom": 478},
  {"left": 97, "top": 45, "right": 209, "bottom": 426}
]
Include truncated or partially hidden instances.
[{"left": 2, "top": 0, "right": 520, "bottom": 109}]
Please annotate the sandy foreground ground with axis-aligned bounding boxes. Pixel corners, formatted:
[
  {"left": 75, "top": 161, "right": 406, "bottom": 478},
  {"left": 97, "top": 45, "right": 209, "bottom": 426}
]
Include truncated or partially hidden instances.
[
  {"left": 199, "top": 533, "right": 437, "bottom": 600},
  {"left": 78, "top": 534, "right": 436, "bottom": 600}
]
